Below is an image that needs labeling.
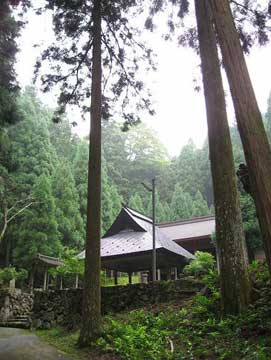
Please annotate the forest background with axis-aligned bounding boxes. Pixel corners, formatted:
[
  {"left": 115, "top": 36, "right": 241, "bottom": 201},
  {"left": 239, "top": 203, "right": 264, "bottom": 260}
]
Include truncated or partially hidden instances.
[{"left": 1, "top": 86, "right": 271, "bottom": 267}]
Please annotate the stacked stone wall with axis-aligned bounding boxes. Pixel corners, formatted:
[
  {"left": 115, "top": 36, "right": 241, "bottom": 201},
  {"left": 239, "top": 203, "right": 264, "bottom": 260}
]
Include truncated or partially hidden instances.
[
  {"left": 0, "top": 289, "right": 33, "bottom": 321},
  {"left": 32, "top": 278, "right": 202, "bottom": 329}
]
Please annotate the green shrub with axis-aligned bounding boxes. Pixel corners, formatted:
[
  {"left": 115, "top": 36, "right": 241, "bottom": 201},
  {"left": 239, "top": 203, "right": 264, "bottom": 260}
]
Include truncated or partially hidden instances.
[
  {"left": 249, "top": 261, "right": 270, "bottom": 286},
  {"left": 97, "top": 316, "right": 172, "bottom": 360},
  {"left": 0, "top": 267, "right": 27, "bottom": 286},
  {"left": 183, "top": 251, "right": 215, "bottom": 278}
]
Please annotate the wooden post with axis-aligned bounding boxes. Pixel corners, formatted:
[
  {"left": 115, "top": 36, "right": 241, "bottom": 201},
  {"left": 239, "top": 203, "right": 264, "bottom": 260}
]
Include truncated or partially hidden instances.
[
  {"left": 174, "top": 267, "right": 178, "bottom": 280},
  {"left": 114, "top": 270, "right": 118, "bottom": 285},
  {"left": 43, "top": 267, "right": 47, "bottom": 291},
  {"left": 128, "top": 272, "right": 132, "bottom": 285},
  {"left": 29, "top": 265, "right": 35, "bottom": 293},
  {"left": 157, "top": 269, "right": 161, "bottom": 281},
  {"left": 46, "top": 272, "right": 50, "bottom": 291},
  {"left": 166, "top": 268, "right": 171, "bottom": 281},
  {"left": 75, "top": 274, "right": 79, "bottom": 289},
  {"left": 152, "top": 178, "right": 157, "bottom": 281},
  {"left": 60, "top": 276, "right": 63, "bottom": 290}
]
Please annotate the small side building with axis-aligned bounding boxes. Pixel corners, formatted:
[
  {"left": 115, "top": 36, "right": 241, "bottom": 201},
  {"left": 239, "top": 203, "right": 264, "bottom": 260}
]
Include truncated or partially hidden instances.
[{"left": 158, "top": 216, "right": 216, "bottom": 254}]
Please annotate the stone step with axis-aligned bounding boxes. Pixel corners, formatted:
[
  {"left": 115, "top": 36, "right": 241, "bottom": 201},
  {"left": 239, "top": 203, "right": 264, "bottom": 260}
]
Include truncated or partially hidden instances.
[
  {"left": 9, "top": 318, "right": 30, "bottom": 324},
  {"left": 12, "top": 316, "right": 31, "bottom": 321},
  {"left": 0, "top": 321, "right": 31, "bottom": 329}
]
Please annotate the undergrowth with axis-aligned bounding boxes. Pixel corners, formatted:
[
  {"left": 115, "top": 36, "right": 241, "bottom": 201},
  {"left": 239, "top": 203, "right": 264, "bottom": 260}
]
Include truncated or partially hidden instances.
[{"left": 37, "top": 262, "right": 271, "bottom": 360}]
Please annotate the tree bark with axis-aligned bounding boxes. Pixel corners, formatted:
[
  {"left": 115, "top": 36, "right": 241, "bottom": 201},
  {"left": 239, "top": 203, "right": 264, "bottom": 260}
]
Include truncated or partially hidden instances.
[
  {"left": 78, "top": 0, "right": 102, "bottom": 346},
  {"left": 209, "top": 0, "right": 271, "bottom": 273},
  {"left": 194, "top": 0, "right": 250, "bottom": 314}
]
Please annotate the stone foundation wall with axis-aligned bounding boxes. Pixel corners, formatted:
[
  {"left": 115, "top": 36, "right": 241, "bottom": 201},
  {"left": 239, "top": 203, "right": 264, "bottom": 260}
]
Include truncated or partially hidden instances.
[
  {"left": 32, "top": 278, "right": 202, "bottom": 329},
  {"left": 0, "top": 289, "right": 33, "bottom": 321}
]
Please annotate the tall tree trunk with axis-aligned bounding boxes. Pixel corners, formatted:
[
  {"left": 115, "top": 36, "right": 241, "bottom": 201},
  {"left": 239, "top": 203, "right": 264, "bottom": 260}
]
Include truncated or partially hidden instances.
[
  {"left": 209, "top": 0, "right": 271, "bottom": 273},
  {"left": 194, "top": 0, "right": 250, "bottom": 314},
  {"left": 78, "top": 0, "right": 102, "bottom": 346}
]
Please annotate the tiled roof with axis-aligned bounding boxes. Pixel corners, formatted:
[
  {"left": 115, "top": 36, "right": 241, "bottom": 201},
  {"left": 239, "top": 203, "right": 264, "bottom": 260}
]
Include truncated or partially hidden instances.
[
  {"left": 34, "top": 253, "right": 64, "bottom": 267},
  {"left": 77, "top": 206, "right": 195, "bottom": 261},
  {"left": 158, "top": 216, "right": 215, "bottom": 241}
]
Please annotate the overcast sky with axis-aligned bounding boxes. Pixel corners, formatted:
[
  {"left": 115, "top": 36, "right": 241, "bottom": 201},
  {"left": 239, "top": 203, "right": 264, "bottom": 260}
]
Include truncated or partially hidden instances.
[{"left": 16, "top": 2, "right": 271, "bottom": 156}]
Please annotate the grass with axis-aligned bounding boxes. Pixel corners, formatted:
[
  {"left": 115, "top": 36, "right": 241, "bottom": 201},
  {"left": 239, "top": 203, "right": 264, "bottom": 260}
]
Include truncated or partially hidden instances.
[
  {"left": 36, "top": 327, "right": 117, "bottom": 360},
  {"left": 101, "top": 274, "right": 139, "bottom": 287}
]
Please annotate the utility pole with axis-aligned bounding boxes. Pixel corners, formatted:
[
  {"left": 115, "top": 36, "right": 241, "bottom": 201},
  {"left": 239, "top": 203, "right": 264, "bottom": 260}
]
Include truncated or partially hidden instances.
[
  {"left": 141, "top": 178, "right": 156, "bottom": 281},
  {"left": 152, "top": 178, "right": 156, "bottom": 281}
]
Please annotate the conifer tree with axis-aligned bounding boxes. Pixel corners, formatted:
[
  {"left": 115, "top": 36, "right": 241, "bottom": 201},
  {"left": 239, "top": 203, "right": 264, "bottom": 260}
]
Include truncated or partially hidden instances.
[
  {"left": 52, "top": 160, "right": 84, "bottom": 249},
  {"left": 195, "top": 0, "right": 250, "bottom": 313},
  {"left": 8, "top": 88, "right": 56, "bottom": 194},
  {"left": 170, "top": 185, "right": 195, "bottom": 220},
  {"left": 209, "top": 0, "right": 271, "bottom": 273},
  {"left": 72, "top": 140, "right": 89, "bottom": 226},
  {"left": 193, "top": 191, "right": 210, "bottom": 217},
  {"left": 13, "top": 174, "right": 61, "bottom": 265},
  {"left": 0, "top": 0, "right": 21, "bottom": 126},
  {"left": 129, "top": 193, "right": 145, "bottom": 214},
  {"left": 101, "top": 158, "right": 122, "bottom": 234},
  {"left": 147, "top": 191, "right": 167, "bottom": 223},
  {"left": 37, "top": 0, "right": 155, "bottom": 343},
  {"left": 175, "top": 140, "right": 203, "bottom": 198}
]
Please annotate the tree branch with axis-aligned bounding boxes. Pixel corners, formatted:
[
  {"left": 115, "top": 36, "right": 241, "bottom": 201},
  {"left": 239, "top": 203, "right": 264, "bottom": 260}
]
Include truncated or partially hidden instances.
[{"left": 7, "top": 201, "right": 36, "bottom": 224}]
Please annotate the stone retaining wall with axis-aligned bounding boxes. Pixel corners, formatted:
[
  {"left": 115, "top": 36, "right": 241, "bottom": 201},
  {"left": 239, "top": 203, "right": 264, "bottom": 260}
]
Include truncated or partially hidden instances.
[
  {"left": 0, "top": 289, "right": 33, "bottom": 321},
  {"left": 32, "top": 278, "right": 202, "bottom": 329}
]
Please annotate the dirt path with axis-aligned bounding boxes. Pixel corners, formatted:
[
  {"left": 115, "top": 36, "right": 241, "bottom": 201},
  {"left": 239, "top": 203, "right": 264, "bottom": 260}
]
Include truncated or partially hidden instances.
[{"left": 0, "top": 327, "right": 72, "bottom": 360}]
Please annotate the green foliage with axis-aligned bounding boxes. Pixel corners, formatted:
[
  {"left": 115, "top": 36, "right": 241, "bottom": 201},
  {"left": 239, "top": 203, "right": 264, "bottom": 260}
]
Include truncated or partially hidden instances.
[
  {"left": 37, "top": 266, "right": 271, "bottom": 359},
  {"left": 0, "top": 0, "right": 22, "bottom": 126},
  {"left": 37, "top": 0, "right": 154, "bottom": 126},
  {"left": 101, "top": 272, "right": 139, "bottom": 287},
  {"left": 249, "top": 261, "right": 270, "bottom": 286},
  {"left": 170, "top": 184, "right": 195, "bottom": 220},
  {"left": 129, "top": 193, "right": 145, "bottom": 214},
  {"left": 97, "top": 316, "right": 172, "bottom": 360},
  {"left": 52, "top": 160, "right": 84, "bottom": 248},
  {"left": 13, "top": 174, "right": 61, "bottom": 265},
  {"left": 50, "top": 248, "right": 84, "bottom": 278},
  {"left": 193, "top": 190, "right": 211, "bottom": 217},
  {"left": 1, "top": 87, "right": 268, "bottom": 269},
  {"left": 183, "top": 251, "right": 215, "bottom": 277},
  {"left": 174, "top": 139, "right": 204, "bottom": 198},
  {"left": 72, "top": 140, "right": 89, "bottom": 226},
  {"left": 0, "top": 267, "right": 27, "bottom": 285},
  {"left": 241, "top": 192, "right": 262, "bottom": 251},
  {"left": 101, "top": 159, "right": 122, "bottom": 234},
  {"left": 147, "top": 191, "right": 168, "bottom": 223}
]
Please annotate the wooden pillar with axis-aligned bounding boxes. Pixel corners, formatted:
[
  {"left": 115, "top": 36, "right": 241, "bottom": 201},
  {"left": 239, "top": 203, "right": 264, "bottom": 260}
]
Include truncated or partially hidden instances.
[
  {"left": 60, "top": 276, "right": 63, "bottom": 290},
  {"left": 29, "top": 265, "right": 35, "bottom": 293},
  {"left": 75, "top": 274, "right": 79, "bottom": 289},
  {"left": 46, "top": 272, "right": 50, "bottom": 290},
  {"left": 114, "top": 270, "right": 118, "bottom": 285},
  {"left": 43, "top": 267, "right": 48, "bottom": 291},
  {"left": 157, "top": 269, "right": 161, "bottom": 281},
  {"left": 174, "top": 267, "right": 178, "bottom": 280},
  {"left": 148, "top": 269, "right": 152, "bottom": 283},
  {"left": 128, "top": 272, "right": 132, "bottom": 284},
  {"left": 166, "top": 268, "right": 171, "bottom": 281}
]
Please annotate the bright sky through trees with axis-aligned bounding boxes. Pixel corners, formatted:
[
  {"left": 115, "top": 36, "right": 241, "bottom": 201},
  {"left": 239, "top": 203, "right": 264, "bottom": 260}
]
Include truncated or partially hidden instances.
[{"left": 16, "top": 0, "right": 271, "bottom": 156}]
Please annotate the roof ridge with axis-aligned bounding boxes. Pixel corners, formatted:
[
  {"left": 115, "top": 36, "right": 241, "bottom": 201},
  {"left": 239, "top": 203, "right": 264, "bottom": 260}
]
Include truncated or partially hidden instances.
[
  {"left": 124, "top": 205, "right": 153, "bottom": 224},
  {"left": 36, "top": 253, "right": 61, "bottom": 261},
  {"left": 158, "top": 215, "right": 215, "bottom": 227}
]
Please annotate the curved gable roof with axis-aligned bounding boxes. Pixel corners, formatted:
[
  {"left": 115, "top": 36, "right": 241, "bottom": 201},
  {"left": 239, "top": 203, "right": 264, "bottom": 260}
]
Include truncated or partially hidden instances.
[{"left": 77, "top": 206, "right": 195, "bottom": 261}]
